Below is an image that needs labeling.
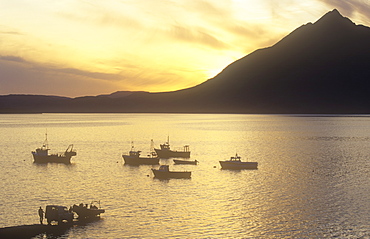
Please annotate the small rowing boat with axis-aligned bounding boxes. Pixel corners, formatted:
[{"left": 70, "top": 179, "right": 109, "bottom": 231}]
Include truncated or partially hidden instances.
[{"left": 173, "top": 159, "right": 198, "bottom": 165}]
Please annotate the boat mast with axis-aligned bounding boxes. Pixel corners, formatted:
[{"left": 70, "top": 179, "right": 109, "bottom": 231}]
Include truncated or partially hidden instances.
[
  {"left": 150, "top": 139, "right": 154, "bottom": 153},
  {"left": 43, "top": 131, "right": 49, "bottom": 149}
]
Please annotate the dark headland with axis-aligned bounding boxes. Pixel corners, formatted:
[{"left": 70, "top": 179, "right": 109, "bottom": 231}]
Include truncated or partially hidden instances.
[{"left": 1, "top": 9, "right": 370, "bottom": 114}]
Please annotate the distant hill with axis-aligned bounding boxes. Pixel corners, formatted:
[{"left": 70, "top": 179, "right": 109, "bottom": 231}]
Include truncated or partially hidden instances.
[{"left": 1, "top": 9, "right": 370, "bottom": 113}]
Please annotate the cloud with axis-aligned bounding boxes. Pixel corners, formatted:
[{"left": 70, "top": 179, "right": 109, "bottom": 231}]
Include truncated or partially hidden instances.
[
  {"left": 0, "top": 56, "right": 123, "bottom": 97},
  {"left": 178, "top": 0, "right": 281, "bottom": 52},
  {"left": 0, "top": 30, "right": 22, "bottom": 35},
  {"left": 168, "top": 25, "right": 229, "bottom": 49},
  {"left": 0, "top": 24, "right": 24, "bottom": 36},
  {"left": 57, "top": 5, "right": 143, "bottom": 30},
  {"left": 317, "top": 0, "right": 370, "bottom": 21},
  {"left": 49, "top": 67, "right": 123, "bottom": 82},
  {"left": 0, "top": 55, "right": 26, "bottom": 63},
  {"left": 0, "top": 55, "right": 121, "bottom": 82}
]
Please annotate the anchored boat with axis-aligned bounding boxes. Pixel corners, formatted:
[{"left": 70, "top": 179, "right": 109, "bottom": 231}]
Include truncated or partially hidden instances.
[
  {"left": 152, "top": 165, "right": 191, "bottom": 179},
  {"left": 122, "top": 140, "right": 159, "bottom": 165},
  {"left": 154, "top": 137, "right": 190, "bottom": 158},
  {"left": 32, "top": 133, "right": 76, "bottom": 164},
  {"left": 219, "top": 154, "right": 258, "bottom": 170}
]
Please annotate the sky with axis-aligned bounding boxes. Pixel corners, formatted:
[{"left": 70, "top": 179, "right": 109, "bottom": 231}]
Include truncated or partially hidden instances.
[{"left": 1, "top": 0, "right": 370, "bottom": 97}]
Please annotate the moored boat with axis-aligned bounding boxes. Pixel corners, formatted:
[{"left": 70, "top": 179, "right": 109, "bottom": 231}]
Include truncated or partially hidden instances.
[
  {"left": 152, "top": 165, "right": 191, "bottom": 179},
  {"left": 32, "top": 133, "right": 76, "bottom": 164},
  {"left": 173, "top": 159, "right": 198, "bottom": 165},
  {"left": 122, "top": 140, "right": 159, "bottom": 165},
  {"left": 154, "top": 137, "right": 190, "bottom": 158},
  {"left": 219, "top": 154, "right": 258, "bottom": 170}
]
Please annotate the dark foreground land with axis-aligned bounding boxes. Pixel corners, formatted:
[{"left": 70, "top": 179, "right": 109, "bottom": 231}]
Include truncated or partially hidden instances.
[
  {"left": 0, "top": 224, "right": 72, "bottom": 239},
  {"left": 0, "top": 218, "right": 102, "bottom": 239}
]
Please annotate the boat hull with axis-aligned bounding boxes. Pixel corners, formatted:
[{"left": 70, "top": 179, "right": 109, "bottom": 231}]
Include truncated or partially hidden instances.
[
  {"left": 151, "top": 169, "right": 191, "bottom": 179},
  {"left": 173, "top": 159, "right": 198, "bottom": 165},
  {"left": 219, "top": 161, "right": 258, "bottom": 170},
  {"left": 122, "top": 155, "right": 159, "bottom": 165},
  {"left": 32, "top": 152, "right": 76, "bottom": 164},
  {"left": 154, "top": 149, "right": 190, "bottom": 158},
  {"left": 72, "top": 205, "right": 105, "bottom": 219}
]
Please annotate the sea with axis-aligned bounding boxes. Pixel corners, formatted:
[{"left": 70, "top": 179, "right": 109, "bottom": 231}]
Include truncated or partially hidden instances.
[{"left": 0, "top": 113, "right": 369, "bottom": 238}]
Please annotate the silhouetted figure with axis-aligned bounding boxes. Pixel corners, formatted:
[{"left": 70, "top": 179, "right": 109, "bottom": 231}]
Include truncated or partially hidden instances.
[{"left": 38, "top": 207, "right": 44, "bottom": 224}]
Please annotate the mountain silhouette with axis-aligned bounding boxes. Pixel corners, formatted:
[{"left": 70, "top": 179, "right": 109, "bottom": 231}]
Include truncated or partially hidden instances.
[{"left": 1, "top": 9, "right": 370, "bottom": 113}]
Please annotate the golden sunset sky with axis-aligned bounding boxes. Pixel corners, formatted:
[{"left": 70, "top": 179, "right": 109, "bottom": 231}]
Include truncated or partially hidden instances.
[{"left": 0, "top": 0, "right": 369, "bottom": 97}]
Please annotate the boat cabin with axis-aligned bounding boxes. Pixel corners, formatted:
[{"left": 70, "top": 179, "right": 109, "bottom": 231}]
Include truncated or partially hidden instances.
[
  {"left": 129, "top": 150, "right": 142, "bottom": 157},
  {"left": 158, "top": 165, "right": 170, "bottom": 172},
  {"left": 160, "top": 143, "right": 170, "bottom": 150},
  {"left": 35, "top": 146, "right": 49, "bottom": 156},
  {"left": 229, "top": 154, "right": 242, "bottom": 161}
]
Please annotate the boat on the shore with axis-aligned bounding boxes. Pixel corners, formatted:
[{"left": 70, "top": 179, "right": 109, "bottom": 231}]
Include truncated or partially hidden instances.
[
  {"left": 152, "top": 165, "right": 191, "bottom": 179},
  {"left": 219, "top": 154, "right": 258, "bottom": 170},
  {"left": 173, "top": 159, "right": 198, "bottom": 165},
  {"left": 154, "top": 137, "right": 190, "bottom": 158},
  {"left": 32, "top": 134, "right": 76, "bottom": 164},
  {"left": 122, "top": 140, "right": 159, "bottom": 165},
  {"left": 72, "top": 201, "right": 105, "bottom": 219}
]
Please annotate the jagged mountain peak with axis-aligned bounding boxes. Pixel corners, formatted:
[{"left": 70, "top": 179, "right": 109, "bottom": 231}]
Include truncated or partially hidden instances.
[
  {"left": 314, "top": 9, "right": 355, "bottom": 28},
  {"left": 269, "top": 9, "right": 366, "bottom": 52}
]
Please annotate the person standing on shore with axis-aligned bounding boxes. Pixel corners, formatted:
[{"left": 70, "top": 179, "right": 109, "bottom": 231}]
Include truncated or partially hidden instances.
[{"left": 38, "top": 207, "right": 44, "bottom": 224}]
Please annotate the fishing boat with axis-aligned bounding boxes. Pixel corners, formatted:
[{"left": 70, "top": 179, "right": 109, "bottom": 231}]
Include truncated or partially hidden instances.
[
  {"left": 152, "top": 165, "right": 191, "bottom": 179},
  {"left": 219, "top": 154, "right": 258, "bottom": 170},
  {"left": 32, "top": 133, "right": 76, "bottom": 164},
  {"left": 154, "top": 137, "right": 190, "bottom": 158},
  {"left": 173, "top": 159, "right": 198, "bottom": 165},
  {"left": 122, "top": 140, "right": 159, "bottom": 165},
  {"left": 72, "top": 201, "right": 105, "bottom": 219}
]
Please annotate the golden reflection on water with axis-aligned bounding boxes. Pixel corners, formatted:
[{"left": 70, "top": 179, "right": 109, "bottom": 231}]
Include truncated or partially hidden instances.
[{"left": 0, "top": 114, "right": 369, "bottom": 238}]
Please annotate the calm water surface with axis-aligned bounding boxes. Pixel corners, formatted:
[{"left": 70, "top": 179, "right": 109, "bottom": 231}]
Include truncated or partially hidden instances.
[{"left": 0, "top": 114, "right": 369, "bottom": 238}]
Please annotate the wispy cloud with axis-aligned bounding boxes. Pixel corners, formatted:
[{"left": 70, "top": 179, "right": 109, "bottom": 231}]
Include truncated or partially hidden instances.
[
  {"left": 0, "top": 30, "right": 22, "bottom": 35},
  {"left": 0, "top": 56, "right": 121, "bottom": 96},
  {"left": 0, "top": 55, "right": 26, "bottom": 63},
  {"left": 168, "top": 25, "right": 229, "bottom": 49},
  {"left": 317, "top": 0, "right": 370, "bottom": 22},
  {"left": 56, "top": 1, "right": 143, "bottom": 30}
]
